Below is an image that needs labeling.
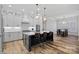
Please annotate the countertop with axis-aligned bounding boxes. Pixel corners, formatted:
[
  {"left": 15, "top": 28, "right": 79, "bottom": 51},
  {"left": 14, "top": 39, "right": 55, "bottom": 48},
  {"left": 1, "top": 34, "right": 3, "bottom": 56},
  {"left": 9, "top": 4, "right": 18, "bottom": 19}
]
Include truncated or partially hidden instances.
[{"left": 23, "top": 31, "right": 50, "bottom": 35}]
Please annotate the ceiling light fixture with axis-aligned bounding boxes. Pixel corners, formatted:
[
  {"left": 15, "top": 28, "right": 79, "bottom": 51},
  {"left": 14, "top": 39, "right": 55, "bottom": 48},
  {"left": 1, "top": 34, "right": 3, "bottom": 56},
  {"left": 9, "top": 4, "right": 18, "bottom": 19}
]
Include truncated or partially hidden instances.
[
  {"left": 8, "top": 5, "right": 12, "bottom": 8},
  {"left": 43, "top": 7, "right": 47, "bottom": 21},
  {"left": 35, "top": 4, "right": 40, "bottom": 19}
]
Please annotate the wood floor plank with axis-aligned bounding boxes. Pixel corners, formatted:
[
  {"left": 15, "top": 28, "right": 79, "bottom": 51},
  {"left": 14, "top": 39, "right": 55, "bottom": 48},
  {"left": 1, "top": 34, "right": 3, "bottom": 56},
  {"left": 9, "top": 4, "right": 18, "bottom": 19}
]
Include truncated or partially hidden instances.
[{"left": 3, "top": 35, "right": 79, "bottom": 54}]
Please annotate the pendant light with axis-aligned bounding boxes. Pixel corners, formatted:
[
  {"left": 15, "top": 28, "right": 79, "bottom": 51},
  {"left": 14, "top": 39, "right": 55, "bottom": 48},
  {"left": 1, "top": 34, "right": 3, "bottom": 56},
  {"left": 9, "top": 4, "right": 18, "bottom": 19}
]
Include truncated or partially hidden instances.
[
  {"left": 43, "top": 7, "right": 47, "bottom": 21},
  {"left": 35, "top": 4, "right": 40, "bottom": 19},
  {"left": 42, "top": 7, "right": 47, "bottom": 31}
]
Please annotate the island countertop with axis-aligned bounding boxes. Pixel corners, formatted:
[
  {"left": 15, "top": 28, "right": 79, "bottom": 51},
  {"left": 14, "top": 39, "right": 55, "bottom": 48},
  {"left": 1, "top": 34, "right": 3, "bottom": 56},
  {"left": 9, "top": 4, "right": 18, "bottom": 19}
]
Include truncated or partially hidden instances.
[{"left": 23, "top": 31, "right": 50, "bottom": 35}]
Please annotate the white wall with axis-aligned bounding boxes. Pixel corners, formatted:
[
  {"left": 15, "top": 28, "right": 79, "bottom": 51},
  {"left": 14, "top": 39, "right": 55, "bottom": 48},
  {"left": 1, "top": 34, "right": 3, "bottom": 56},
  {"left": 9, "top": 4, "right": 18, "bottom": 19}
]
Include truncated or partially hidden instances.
[
  {"left": 21, "top": 15, "right": 78, "bottom": 37},
  {"left": 57, "top": 16, "right": 78, "bottom": 36},
  {"left": 46, "top": 15, "right": 78, "bottom": 36},
  {"left": 46, "top": 17, "right": 57, "bottom": 34},
  {"left": 66, "top": 16, "right": 78, "bottom": 36}
]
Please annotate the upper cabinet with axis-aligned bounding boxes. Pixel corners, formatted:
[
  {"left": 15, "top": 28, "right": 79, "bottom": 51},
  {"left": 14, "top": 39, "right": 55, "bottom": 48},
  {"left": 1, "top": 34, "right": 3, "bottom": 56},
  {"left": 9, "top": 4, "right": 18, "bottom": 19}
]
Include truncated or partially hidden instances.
[
  {"left": 21, "top": 15, "right": 30, "bottom": 30},
  {"left": 3, "top": 15, "right": 21, "bottom": 27}
]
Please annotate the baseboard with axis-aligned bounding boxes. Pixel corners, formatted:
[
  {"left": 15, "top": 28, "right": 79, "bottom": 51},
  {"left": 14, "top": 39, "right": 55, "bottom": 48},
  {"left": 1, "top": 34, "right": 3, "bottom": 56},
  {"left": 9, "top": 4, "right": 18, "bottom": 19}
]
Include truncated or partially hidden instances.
[
  {"left": 4, "top": 39, "right": 22, "bottom": 43},
  {"left": 68, "top": 35, "right": 78, "bottom": 37}
]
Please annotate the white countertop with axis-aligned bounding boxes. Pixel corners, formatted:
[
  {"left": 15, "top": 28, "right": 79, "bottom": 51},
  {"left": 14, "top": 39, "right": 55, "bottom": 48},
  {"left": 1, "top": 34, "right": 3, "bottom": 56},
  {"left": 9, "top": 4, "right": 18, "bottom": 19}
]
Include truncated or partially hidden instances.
[
  {"left": 23, "top": 31, "right": 50, "bottom": 35},
  {"left": 42, "top": 31, "right": 49, "bottom": 33},
  {"left": 4, "top": 27, "right": 22, "bottom": 32},
  {"left": 23, "top": 32, "right": 35, "bottom": 35}
]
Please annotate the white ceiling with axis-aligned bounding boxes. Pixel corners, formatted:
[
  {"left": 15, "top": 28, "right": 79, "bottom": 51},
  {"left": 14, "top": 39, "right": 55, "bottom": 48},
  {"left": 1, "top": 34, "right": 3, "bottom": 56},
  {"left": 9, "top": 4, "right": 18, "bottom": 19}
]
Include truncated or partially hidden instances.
[{"left": 3, "top": 4, "right": 79, "bottom": 17}]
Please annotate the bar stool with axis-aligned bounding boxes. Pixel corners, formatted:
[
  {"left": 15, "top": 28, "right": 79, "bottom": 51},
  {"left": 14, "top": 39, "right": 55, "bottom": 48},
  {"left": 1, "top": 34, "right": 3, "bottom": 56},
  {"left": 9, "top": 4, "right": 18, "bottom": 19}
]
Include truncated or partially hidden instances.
[
  {"left": 30, "top": 35, "right": 35, "bottom": 46},
  {"left": 35, "top": 33, "right": 40, "bottom": 44},
  {"left": 34, "top": 33, "right": 41, "bottom": 53},
  {"left": 65, "top": 29, "right": 68, "bottom": 36},
  {"left": 43, "top": 32, "right": 48, "bottom": 42},
  {"left": 61, "top": 31, "right": 65, "bottom": 37},
  {"left": 40, "top": 32, "right": 48, "bottom": 48},
  {"left": 40, "top": 33, "right": 44, "bottom": 43},
  {"left": 57, "top": 29, "right": 61, "bottom": 36},
  {"left": 48, "top": 32, "right": 53, "bottom": 41}
]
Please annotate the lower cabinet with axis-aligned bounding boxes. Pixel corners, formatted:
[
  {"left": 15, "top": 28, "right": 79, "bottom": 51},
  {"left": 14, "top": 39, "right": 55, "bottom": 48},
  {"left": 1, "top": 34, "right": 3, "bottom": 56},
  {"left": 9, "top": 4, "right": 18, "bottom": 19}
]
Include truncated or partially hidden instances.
[
  {"left": 0, "top": 37, "right": 2, "bottom": 53},
  {"left": 4, "top": 32, "right": 10, "bottom": 42},
  {"left": 4, "top": 32, "right": 22, "bottom": 42}
]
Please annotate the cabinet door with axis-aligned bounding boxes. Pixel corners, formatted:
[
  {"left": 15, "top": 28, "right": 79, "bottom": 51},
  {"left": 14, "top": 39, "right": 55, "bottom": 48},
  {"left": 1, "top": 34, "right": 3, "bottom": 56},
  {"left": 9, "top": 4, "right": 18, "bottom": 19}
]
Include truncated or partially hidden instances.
[
  {"left": 22, "top": 23, "right": 29, "bottom": 30},
  {"left": 4, "top": 15, "right": 21, "bottom": 27},
  {"left": 10, "top": 32, "right": 22, "bottom": 41},
  {"left": 18, "top": 32, "right": 22, "bottom": 39},
  {"left": 10, "top": 32, "right": 18, "bottom": 41},
  {"left": 14, "top": 32, "right": 22, "bottom": 40},
  {"left": 4, "top": 32, "right": 11, "bottom": 42},
  {"left": 3, "top": 15, "right": 9, "bottom": 26},
  {"left": 0, "top": 37, "right": 2, "bottom": 53},
  {"left": 4, "top": 32, "right": 22, "bottom": 42},
  {"left": 12, "top": 32, "right": 18, "bottom": 40},
  {"left": 4, "top": 32, "right": 15, "bottom": 42},
  {"left": 4, "top": 15, "right": 13, "bottom": 27},
  {"left": 13, "top": 17, "right": 21, "bottom": 27}
]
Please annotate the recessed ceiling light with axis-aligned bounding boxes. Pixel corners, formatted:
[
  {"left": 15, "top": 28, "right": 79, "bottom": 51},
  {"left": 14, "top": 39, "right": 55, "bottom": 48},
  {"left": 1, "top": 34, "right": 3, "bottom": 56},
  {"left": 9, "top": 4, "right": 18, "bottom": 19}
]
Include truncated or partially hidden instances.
[{"left": 8, "top": 5, "right": 12, "bottom": 7}]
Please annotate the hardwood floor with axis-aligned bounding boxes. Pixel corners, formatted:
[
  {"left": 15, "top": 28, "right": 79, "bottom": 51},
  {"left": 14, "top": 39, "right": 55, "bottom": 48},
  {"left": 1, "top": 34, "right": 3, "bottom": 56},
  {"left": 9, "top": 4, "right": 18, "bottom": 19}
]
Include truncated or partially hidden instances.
[{"left": 3, "top": 35, "right": 79, "bottom": 54}]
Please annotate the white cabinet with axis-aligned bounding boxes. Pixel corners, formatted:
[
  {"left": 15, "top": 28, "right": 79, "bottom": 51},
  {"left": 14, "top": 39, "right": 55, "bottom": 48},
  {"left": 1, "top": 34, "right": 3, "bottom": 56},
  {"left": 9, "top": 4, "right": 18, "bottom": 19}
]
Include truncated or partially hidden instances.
[
  {"left": 4, "top": 32, "right": 22, "bottom": 42},
  {"left": 3, "top": 15, "right": 13, "bottom": 27},
  {"left": 13, "top": 17, "right": 21, "bottom": 27},
  {"left": 4, "top": 32, "right": 11, "bottom": 42},
  {"left": 0, "top": 37, "right": 2, "bottom": 53},
  {"left": 3, "top": 15, "right": 21, "bottom": 27},
  {"left": 13, "top": 32, "right": 22, "bottom": 40},
  {"left": 21, "top": 22, "right": 30, "bottom": 30}
]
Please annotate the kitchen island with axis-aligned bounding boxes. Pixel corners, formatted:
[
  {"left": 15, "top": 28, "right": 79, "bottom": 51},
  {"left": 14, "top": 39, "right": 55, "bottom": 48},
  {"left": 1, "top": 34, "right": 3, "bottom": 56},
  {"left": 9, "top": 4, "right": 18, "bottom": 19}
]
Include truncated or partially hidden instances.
[{"left": 22, "top": 31, "right": 53, "bottom": 51}]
